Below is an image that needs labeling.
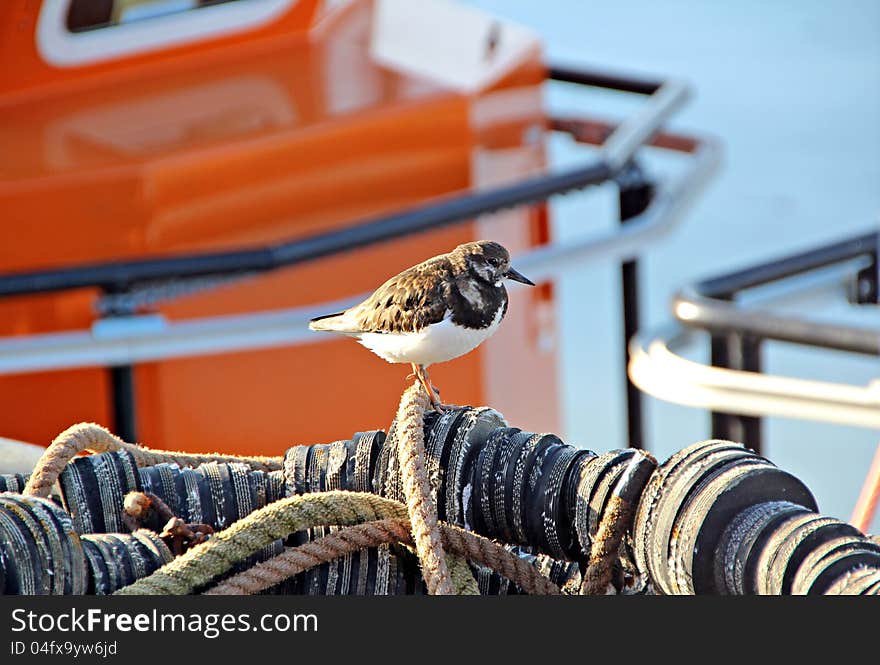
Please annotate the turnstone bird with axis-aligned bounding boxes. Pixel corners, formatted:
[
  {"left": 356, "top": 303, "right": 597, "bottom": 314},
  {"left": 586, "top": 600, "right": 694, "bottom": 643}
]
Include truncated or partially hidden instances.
[{"left": 308, "top": 240, "right": 534, "bottom": 410}]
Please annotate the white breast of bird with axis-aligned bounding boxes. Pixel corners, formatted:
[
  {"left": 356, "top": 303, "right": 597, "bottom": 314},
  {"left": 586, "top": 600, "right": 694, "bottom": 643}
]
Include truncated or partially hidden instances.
[{"left": 358, "top": 305, "right": 504, "bottom": 366}]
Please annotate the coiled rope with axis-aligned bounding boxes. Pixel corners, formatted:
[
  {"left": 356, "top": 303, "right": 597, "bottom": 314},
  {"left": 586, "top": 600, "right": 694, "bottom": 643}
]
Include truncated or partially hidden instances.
[
  {"left": 203, "top": 517, "right": 561, "bottom": 596},
  {"left": 23, "top": 422, "right": 281, "bottom": 498}
]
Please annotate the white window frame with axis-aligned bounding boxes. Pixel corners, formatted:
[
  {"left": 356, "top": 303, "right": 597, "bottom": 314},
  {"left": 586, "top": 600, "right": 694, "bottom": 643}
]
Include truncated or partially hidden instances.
[{"left": 36, "top": 0, "right": 297, "bottom": 68}]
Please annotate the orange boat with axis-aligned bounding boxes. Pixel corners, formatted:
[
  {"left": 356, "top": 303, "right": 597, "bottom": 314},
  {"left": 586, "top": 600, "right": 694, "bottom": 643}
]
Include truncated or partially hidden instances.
[{"left": 0, "top": 0, "right": 708, "bottom": 457}]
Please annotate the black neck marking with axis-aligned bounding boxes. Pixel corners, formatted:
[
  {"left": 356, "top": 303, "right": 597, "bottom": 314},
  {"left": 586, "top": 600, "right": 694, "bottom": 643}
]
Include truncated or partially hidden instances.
[{"left": 450, "top": 280, "right": 508, "bottom": 329}]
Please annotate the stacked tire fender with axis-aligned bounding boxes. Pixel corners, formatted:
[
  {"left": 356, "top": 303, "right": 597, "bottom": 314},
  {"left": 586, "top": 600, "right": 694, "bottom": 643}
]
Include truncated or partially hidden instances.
[{"left": 1, "top": 411, "right": 878, "bottom": 594}]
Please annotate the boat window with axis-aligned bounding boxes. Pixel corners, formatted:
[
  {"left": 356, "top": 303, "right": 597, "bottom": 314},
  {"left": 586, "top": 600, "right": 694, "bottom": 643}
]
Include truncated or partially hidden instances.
[
  {"left": 37, "top": 0, "right": 297, "bottom": 67},
  {"left": 67, "top": 0, "right": 241, "bottom": 33}
]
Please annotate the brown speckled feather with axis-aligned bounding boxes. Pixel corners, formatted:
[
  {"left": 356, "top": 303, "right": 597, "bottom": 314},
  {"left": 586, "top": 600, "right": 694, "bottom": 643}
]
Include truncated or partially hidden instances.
[
  {"left": 308, "top": 240, "right": 517, "bottom": 337},
  {"left": 348, "top": 255, "right": 454, "bottom": 333},
  {"left": 309, "top": 254, "right": 454, "bottom": 334}
]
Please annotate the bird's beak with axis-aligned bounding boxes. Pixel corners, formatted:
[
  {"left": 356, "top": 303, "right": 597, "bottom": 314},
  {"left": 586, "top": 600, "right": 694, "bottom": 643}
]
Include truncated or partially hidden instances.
[{"left": 505, "top": 267, "right": 535, "bottom": 286}]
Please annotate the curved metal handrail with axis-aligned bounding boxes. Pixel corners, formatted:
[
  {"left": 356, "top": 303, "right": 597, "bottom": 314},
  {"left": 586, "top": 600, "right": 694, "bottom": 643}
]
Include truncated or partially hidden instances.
[
  {"left": 508, "top": 132, "right": 720, "bottom": 282},
  {"left": 629, "top": 325, "right": 880, "bottom": 430},
  {"left": 631, "top": 242, "right": 880, "bottom": 432}
]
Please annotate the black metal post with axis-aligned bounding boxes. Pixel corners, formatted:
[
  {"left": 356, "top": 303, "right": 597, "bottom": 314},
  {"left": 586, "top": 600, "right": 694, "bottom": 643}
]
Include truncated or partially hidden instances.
[
  {"left": 110, "top": 365, "right": 138, "bottom": 442},
  {"left": 618, "top": 163, "right": 654, "bottom": 448},
  {"left": 710, "top": 331, "right": 763, "bottom": 453},
  {"left": 103, "top": 288, "right": 139, "bottom": 442},
  {"left": 852, "top": 242, "right": 878, "bottom": 305}
]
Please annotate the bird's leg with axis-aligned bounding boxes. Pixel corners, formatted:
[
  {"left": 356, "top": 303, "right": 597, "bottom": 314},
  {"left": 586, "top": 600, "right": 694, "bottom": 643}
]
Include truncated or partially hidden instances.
[
  {"left": 414, "top": 364, "right": 444, "bottom": 412},
  {"left": 420, "top": 366, "right": 441, "bottom": 400}
]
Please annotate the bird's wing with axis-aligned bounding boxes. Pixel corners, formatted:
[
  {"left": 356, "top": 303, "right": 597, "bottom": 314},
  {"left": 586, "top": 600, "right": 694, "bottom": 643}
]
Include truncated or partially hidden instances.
[{"left": 343, "top": 259, "right": 452, "bottom": 334}]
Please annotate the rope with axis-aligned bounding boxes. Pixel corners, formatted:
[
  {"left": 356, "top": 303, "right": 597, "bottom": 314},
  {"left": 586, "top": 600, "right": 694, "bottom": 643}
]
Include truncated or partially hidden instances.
[
  {"left": 446, "top": 551, "right": 481, "bottom": 596},
  {"left": 580, "top": 453, "right": 656, "bottom": 595},
  {"left": 23, "top": 422, "right": 281, "bottom": 498},
  {"left": 579, "top": 495, "right": 632, "bottom": 595},
  {"left": 202, "top": 518, "right": 412, "bottom": 595},
  {"left": 115, "top": 491, "right": 408, "bottom": 595},
  {"left": 203, "top": 518, "right": 560, "bottom": 596},
  {"left": 439, "top": 522, "right": 559, "bottom": 594},
  {"left": 393, "top": 383, "right": 455, "bottom": 595}
]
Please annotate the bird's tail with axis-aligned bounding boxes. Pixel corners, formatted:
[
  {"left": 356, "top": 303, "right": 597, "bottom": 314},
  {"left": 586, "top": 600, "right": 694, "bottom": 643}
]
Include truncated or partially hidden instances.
[{"left": 308, "top": 311, "right": 357, "bottom": 333}]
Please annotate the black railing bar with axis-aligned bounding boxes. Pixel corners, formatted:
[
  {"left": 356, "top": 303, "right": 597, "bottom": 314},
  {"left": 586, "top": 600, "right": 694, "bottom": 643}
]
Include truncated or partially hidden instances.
[
  {"left": 0, "top": 131, "right": 720, "bottom": 377},
  {"left": 735, "top": 256, "right": 874, "bottom": 308},
  {"left": 267, "top": 161, "right": 612, "bottom": 266},
  {"left": 697, "top": 232, "right": 878, "bottom": 299},
  {"left": 673, "top": 231, "right": 880, "bottom": 355},
  {"left": 0, "top": 65, "right": 691, "bottom": 299},
  {"left": 548, "top": 64, "right": 662, "bottom": 95},
  {"left": 673, "top": 293, "right": 880, "bottom": 356},
  {"left": 0, "top": 161, "right": 611, "bottom": 298},
  {"left": 674, "top": 292, "right": 879, "bottom": 355},
  {"left": 547, "top": 65, "right": 691, "bottom": 171}
]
